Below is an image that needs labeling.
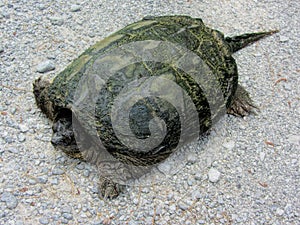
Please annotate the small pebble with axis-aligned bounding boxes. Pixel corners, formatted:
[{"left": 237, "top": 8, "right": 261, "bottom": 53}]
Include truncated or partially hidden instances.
[
  {"left": 156, "top": 205, "right": 162, "bottom": 215},
  {"left": 145, "top": 217, "right": 153, "bottom": 225},
  {"left": 38, "top": 176, "right": 48, "bottom": 184},
  {"left": 5, "top": 137, "right": 14, "bottom": 144},
  {"left": 48, "top": 16, "right": 64, "bottom": 26},
  {"left": 25, "top": 190, "right": 35, "bottom": 196},
  {"left": 192, "top": 190, "right": 202, "bottom": 199},
  {"left": 39, "top": 217, "right": 49, "bottom": 224},
  {"left": 133, "top": 198, "right": 139, "bottom": 205},
  {"left": 62, "top": 206, "right": 72, "bottom": 214},
  {"left": 141, "top": 187, "right": 149, "bottom": 193},
  {"left": 39, "top": 153, "right": 46, "bottom": 159},
  {"left": 217, "top": 196, "right": 224, "bottom": 204},
  {"left": 259, "top": 152, "right": 266, "bottom": 161},
  {"left": 36, "top": 60, "right": 55, "bottom": 73},
  {"left": 276, "top": 208, "right": 285, "bottom": 216},
  {"left": 187, "top": 177, "right": 194, "bottom": 186},
  {"left": 167, "top": 193, "right": 174, "bottom": 200},
  {"left": 288, "top": 135, "right": 300, "bottom": 145},
  {"left": 19, "top": 124, "right": 29, "bottom": 133},
  {"left": 88, "top": 32, "right": 96, "bottom": 38},
  {"left": 70, "top": 4, "right": 81, "bottom": 12},
  {"left": 15, "top": 221, "right": 23, "bottom": 225},
  {"left": 0, "top": 45, "right": 4, "bottom": 53},
  {"left": 0, "top": 211, "right": 6, "bottom": 218},
  {"left": 28, "top": 179, "right": 37, "bottom": 185},
  {"left": 7, "top": 147, "right": 19, "bottom": 154},
  {"left": 61, "top": 218, "right": 69, "bottom": 224},
  {"left": 18, "top": 134, "right": 26, "bottom": 142},
  {"left": 194, "top": 174, "right": 202, "bottom": 180},
  {"left": 37, "top": 4, "right": 47, "bottom": 10},
  {"left": 206, "top": 156, "right": 213, "bottom": 166},
  {"left": 2, "top": 11, "right": 10, "bottom": 19},
  {"left": 47, "top": 54, "right": 56, "bottom": 60},
  {"left": 291, "top": 158, "right": 298, "bottom": 164},
  {"left": 208, "top": 167, "right": 221, "bottom": 183},
  {"left": 178, "top": 201, "right": 189, "bottom": 210},
  {"left": 187, "top": 152, "right": 197, "bottom": 164},
  {"left": 52, "top": 167, "right": 65, "bottom": 175},
  {"left": 76, "top": 163, "right": 85, "bottom": 170},
  {"left": 10, "top": 108, "right": 17, "bottom": 115},
  {"left": 62, "top": 212, "right": 73, "bottom": 220},
  {"left": 222, "top": 140, "right": 235, "bottom": 150},
  {"left": 157, "top": 161, "right": 172, "bottom": 174},
  {"left": 50, "top": 178, "right": 59, "bottom": 185},
  {"left": 169, "top": 204, "right": 176, "bottom": 213},
  {"left": 1, "top": 192, "right": 18, "bottom": 209},
  {"left": 279, "top": 35, "right": 289, "bottom": 42},
  {"left": 236, "top": 166, "right": 243, "bottom": 174},
  {"left": 83, "top": 170, "right": 90, "bottom": 177},
  {"left": 90, "top": 186, "right": 98, "bottom": 194}
]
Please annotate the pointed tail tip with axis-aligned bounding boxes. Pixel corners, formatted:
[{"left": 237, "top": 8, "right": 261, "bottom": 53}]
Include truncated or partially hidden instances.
[
  {"left": 226, "top": 29, "right": 279, "bottom": 53},
  {"left": 269, "top": 29, "right": 280, "bottom": 34},
  {"left": 263, "top": 29, "right": 280, "bottom": 36}
]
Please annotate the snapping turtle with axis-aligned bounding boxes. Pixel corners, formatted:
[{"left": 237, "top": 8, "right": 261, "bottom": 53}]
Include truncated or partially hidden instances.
[{"left": 33, "top": 15, "right": 277, "bottom": 198}]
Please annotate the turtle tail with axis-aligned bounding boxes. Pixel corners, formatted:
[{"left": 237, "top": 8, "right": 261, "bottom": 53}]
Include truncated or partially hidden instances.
[{"left": 225, "top": 30, "right": 279, "bottom": 53}]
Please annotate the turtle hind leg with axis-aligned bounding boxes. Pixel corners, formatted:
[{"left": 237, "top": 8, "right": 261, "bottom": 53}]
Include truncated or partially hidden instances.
[
  {"left": 98, "top": 177, "right": 125, "bottom": 199},
  {"left": 227, "top": 85, "right": 259, "bottom": 117}
]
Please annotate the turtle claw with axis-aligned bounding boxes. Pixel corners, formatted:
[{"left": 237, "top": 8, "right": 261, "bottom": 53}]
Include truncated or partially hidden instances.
[
  {"left": 228, "top": 84, "right": 259, "bottom": 117},
  {"left": 98, "top": 177, "right": 124, "bottom": 199}
]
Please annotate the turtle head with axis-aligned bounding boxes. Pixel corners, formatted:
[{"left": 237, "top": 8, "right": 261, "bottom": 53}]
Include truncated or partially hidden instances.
[{"left": 51, "top": 109, "right": 81, "bottom": 158}]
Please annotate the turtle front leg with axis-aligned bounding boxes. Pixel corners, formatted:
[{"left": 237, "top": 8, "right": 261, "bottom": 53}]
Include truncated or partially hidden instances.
[
  {"left": 227, "top": 84, "right": 259, "bottom": 117},
  {"left": 98, "top": 177, "right": 124, "bottom": 199}
]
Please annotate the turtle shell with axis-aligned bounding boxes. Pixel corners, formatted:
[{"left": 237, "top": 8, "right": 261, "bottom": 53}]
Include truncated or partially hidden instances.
[
  {"left": 38, "top": 16, "right": 238, "bottom": 166},
  {"left": 35, "top": 15, "right": 239, "bottom": 166},
  {"left": 48, "top": 15, "right": 237, "bottom": 114}
]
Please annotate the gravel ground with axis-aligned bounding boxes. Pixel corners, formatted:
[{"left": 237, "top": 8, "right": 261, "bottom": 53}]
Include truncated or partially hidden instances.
[{"left": 0, "top": 0, "right": 299, "bottom": 224}]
